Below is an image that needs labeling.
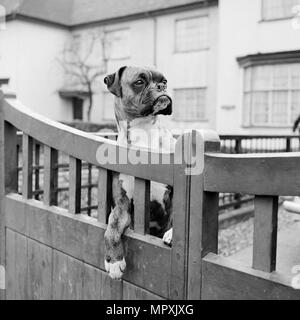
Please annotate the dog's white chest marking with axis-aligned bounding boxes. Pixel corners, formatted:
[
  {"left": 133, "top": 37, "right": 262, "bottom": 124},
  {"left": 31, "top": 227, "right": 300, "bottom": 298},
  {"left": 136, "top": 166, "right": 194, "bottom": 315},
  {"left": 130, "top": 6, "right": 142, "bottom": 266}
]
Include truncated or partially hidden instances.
[{"left": 117, "top": 117, "right": 176, "bottom": 203}]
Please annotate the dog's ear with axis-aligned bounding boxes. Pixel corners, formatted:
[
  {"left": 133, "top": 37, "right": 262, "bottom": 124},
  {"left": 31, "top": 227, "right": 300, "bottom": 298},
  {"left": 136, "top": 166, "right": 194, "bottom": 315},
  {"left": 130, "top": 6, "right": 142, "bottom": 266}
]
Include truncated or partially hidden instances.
[{"left": 104, "top": 66, "right": 127, "bottom": 98}]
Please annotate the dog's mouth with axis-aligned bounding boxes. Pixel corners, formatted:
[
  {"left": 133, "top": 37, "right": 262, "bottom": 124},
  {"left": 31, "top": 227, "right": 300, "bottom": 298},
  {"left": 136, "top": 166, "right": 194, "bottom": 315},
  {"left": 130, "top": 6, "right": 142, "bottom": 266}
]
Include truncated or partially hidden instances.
[{"left": 152, "top": 95, "right": 172, "bottom": 116}]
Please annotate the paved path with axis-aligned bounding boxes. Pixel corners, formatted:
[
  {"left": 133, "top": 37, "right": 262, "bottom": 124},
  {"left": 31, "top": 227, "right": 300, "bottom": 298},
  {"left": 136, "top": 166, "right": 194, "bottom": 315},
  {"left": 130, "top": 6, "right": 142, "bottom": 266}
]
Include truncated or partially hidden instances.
[{"left": 230, "top": 212, "right": 300, "bottom": 274}]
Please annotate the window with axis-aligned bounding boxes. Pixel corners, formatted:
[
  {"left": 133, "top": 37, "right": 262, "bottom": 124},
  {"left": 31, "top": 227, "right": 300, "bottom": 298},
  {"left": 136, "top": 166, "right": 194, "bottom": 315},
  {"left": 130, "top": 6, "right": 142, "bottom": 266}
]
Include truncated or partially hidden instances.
[
  {"left": 72, "top": 98, "right": 83, "bottom": 121},
  {"left": 105, "top": 28, "right": 130, "bottom": 60},
  {"left": 173, "top": 88, "right": 207, "bottom": 121},
  {"left": 262, "top": 0, "right": 300, "bottom": 20},
  {"left": 243, "top": 64, "right": 300, "bottom": 127},
  {"left": 175, "top": 16, "right": 209, "bottom": 52},
  {"left": 103, "top": 92, "right": 115, "bottom": 120}
]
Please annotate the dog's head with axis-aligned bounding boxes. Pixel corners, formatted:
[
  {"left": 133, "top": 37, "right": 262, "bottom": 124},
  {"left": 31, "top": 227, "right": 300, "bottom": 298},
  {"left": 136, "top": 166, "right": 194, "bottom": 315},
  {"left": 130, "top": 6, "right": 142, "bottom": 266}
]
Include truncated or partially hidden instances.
[{"left": 104, "top": 66, "right": 172, "bottom": 121}]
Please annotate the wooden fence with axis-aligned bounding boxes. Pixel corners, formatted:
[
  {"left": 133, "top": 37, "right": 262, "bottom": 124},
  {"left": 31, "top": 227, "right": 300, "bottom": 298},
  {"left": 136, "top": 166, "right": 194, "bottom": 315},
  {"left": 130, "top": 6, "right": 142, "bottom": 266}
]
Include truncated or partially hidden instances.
[{"left": 1, "top": 91, "right": 300, "bottom": 300}]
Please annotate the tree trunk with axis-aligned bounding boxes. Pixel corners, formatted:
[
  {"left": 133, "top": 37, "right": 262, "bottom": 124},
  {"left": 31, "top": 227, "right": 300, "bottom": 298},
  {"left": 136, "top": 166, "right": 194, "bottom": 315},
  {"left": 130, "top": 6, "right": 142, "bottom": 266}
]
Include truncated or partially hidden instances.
[{"left": 87, "top": 83, "right": 93, "bottom": 122}]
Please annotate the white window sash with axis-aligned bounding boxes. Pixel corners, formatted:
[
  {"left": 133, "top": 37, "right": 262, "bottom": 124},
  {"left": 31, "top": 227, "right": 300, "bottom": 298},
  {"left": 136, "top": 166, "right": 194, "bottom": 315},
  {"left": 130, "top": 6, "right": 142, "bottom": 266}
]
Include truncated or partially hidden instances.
[{"left": 244, "top": 64, "right": 300, "bottom": 127}]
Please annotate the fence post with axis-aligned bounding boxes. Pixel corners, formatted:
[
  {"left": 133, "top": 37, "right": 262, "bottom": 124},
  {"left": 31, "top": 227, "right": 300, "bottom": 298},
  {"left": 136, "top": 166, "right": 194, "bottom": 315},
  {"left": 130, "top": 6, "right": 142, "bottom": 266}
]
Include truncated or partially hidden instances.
[
  {"left": 234, "top": 138, "right": 242, "bottom": 154},
  {"left": 187, "top": 130, "right": 220, "bottom": 300},
  {"left": 286, "top": 137, "right": 291, "bottom": 152}
]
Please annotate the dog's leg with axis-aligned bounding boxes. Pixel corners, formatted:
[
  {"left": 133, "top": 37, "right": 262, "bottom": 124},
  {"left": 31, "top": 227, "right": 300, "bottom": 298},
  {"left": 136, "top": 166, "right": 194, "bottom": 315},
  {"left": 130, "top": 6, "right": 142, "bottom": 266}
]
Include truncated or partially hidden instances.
[{"left": 104, "top": 179, "right": 131, "bottom": 280}]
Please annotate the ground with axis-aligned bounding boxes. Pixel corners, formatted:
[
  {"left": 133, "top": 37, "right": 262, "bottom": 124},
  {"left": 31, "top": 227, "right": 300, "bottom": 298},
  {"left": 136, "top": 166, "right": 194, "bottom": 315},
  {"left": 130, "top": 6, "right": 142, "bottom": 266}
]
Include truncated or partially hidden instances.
[{"left": 219, "top": 206, "right": 300, "bottom": 274}]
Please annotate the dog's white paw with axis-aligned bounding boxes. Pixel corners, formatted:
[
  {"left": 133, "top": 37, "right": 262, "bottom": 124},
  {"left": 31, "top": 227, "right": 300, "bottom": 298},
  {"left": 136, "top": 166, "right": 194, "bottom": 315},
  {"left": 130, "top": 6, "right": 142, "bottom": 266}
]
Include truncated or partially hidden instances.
[
  {"left": 104, "top": 258, "right": 126, "bottom": 280},
  {"left": 163, "top": 228, "right": 173, "bottom": 246}
]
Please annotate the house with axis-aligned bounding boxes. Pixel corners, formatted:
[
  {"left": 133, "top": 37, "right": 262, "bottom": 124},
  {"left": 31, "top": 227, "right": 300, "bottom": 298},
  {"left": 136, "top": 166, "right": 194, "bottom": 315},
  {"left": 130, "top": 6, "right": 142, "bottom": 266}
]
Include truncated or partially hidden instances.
[
  {"left": 0, "top": 0, "right": 300, "bottom": 135},
  {"left": 217, "top": 0, "right": 300, "bottom": 135}
]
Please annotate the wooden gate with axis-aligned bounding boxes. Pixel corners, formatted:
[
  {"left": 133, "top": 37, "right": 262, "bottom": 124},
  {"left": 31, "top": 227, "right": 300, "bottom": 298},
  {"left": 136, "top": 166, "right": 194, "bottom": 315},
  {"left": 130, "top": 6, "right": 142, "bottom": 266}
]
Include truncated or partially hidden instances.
[
  {"left": 200, "top": 150, "right": 300, "bottom": 299},
  {"left": 1, "top": 91, "right": 300, "bottom": 300},
  {"left": 0, "top": 91, "right": 217, "bottom": 300}
]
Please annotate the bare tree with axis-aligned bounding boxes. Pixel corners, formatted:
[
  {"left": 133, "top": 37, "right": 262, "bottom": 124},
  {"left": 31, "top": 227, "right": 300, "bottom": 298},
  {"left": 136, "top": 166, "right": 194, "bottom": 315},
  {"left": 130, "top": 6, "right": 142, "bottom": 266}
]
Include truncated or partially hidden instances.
[{"left": 57, "top": 30, "right": 108, "bottom": 121}]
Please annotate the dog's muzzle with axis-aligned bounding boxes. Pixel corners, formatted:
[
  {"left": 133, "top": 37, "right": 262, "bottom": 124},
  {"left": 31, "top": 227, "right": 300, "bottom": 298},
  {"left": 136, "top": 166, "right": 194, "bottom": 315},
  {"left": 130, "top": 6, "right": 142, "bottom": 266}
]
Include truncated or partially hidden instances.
[{"left": 152, "top": 95, "right": 172, "bottom": 116}]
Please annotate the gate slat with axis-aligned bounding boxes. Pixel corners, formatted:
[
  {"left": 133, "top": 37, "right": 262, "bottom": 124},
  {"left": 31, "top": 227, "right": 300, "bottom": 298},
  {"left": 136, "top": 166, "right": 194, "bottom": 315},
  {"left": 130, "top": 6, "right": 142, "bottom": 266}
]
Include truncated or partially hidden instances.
[
  {"left": 97, "top": 167, "right": 112, "bottom": 224},
  {"left": 170, "top": 133, "right": 191, "bottom": 300},
  {"left": 43, "top": 146, "right": 58, "bottom": 206},
  {"left": 134, "top": 178, "right": 150, "bottom": 234},
  {"left": 69, "top": 156, "right": 82, "bottom": 214},
  {"left": 253, "top": 196, "right": 278, "bottom": 273},
  {"left": 22, "top": 134, "right": 33, "bottom": 199},
  {"left": 34, "top": 142, "right": 40, "bottom": 200}
]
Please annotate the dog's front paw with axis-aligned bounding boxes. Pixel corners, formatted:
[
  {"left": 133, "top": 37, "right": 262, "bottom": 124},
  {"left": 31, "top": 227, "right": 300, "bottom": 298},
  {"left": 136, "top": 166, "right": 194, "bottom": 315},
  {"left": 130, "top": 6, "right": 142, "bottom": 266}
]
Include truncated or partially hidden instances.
[
  {"left": 163, "top": 228, "right": 173, "bottom": 246},
  {"left": 104, "top": 257, "right": 126, "bottom": 280}
]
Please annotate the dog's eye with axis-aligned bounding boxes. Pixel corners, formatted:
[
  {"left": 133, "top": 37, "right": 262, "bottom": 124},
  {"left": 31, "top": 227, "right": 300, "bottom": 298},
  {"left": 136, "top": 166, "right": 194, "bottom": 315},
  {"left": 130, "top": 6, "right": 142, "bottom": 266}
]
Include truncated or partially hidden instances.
[
  {"left": 162, "top": 80, "right": 167, "bottom": 85},
  {"left": 134, "top": 80, "right": 144, "bottom": 86}
]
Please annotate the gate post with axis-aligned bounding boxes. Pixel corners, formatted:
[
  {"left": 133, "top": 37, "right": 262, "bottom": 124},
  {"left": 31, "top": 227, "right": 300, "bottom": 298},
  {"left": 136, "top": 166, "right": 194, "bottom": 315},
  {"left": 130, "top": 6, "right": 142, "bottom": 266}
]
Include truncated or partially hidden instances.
[
  {"left": 187, "top": 130, "right": 220, "bottom": 300},
  {"left": 0, "top": 91, "right": 5, "bottom": 299},
  {"left": 0, "top": 91, "right": 18, "bottom": 300}
]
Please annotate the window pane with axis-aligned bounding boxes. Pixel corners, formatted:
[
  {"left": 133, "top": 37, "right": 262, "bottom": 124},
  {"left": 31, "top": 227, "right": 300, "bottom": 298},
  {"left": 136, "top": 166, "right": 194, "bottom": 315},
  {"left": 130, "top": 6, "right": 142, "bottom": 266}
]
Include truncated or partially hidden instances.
[
  {"left": 252, "top": 66, "right": 272, "bottom": 91},
  {"left": 291, "top": 64, "right": 300, "bottom": 89},
  {"left": 103, "top": 92, "right": 115, "bottom": 120},
  {"left": 174, "top": 88, "right": 206, "bottom": 121},
  {"left": 244, "top": 68, "right": 252, "bottom": 92},
  {"left": 291, "top": 90, "right": 300, "bottom": 123},
  {"left": 262, "top": 0, "right": 300, "bottom": 20},
  {"left": 252, "top": 92, "right": 269, "bottom": 124},
  {"left": 105, "top": 29, "right": 130, "bottom": 59},
  {"left": 271, "top": 91, "right": 288, "bottom": 124},
  {"left": 273, "top": 65, "right": 289, "bottom": 89},
  {"left": 243, "top": 93, "right": 251, "bottom": 126},
  {"left": 175, "top": 16, "right": 208, "bottom": 52}
]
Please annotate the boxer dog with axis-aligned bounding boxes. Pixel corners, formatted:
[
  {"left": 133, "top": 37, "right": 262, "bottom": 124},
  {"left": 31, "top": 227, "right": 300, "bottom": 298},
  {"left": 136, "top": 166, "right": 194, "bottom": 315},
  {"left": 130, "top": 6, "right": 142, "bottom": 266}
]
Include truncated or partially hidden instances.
[{"left": 103, "top": 66, "right": 175, "bottom": 279}]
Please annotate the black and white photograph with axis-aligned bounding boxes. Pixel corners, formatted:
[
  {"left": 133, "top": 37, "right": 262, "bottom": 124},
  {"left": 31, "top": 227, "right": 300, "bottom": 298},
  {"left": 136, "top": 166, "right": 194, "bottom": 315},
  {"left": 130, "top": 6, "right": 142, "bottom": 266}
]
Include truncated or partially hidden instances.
[{"left": 1, "top": 0, "right": 300, "bottom": 304}]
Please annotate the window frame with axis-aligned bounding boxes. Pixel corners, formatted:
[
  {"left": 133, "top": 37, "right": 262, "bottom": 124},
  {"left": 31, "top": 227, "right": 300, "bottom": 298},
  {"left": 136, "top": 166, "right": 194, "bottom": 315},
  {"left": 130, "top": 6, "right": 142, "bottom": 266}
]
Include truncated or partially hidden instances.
[
  {"left": 243, "top": 64, "right": 300, "bottom": 128},
  {"left": 174, "top": 15, "right": 210, "bottom": 53},
  {"left": 104, "top": 27, "right": 131, "bottom": 61},
  {"left": 172, "top": 87, "right": 208, "bottom": 122}
]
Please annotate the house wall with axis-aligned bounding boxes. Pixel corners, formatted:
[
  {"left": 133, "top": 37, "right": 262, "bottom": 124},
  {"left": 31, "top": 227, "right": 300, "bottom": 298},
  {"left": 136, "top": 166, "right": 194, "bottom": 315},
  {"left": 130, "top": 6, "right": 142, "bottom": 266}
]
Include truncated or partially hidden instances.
[
  {"left": 156, "top": 5, "right": 218, "bottom": 131},
  {"left": 74, "top": 4, "right": 219, "bottom": 131},
  {"left": 0, "top": 20, "right": 72, "bottom": 121},
  {"left": 217, "top": 0, "right": 300, "bottom": 134}
]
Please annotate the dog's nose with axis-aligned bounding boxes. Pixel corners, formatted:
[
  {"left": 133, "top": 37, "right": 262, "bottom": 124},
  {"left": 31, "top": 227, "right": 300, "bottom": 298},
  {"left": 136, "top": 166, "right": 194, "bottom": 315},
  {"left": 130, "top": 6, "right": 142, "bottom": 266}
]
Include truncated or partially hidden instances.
[
  {"left": 106, "top": 256, "right": 111, "bottom": 263},
  {"left": 156, "top": 83, "right": 165, "bottom": 91}
]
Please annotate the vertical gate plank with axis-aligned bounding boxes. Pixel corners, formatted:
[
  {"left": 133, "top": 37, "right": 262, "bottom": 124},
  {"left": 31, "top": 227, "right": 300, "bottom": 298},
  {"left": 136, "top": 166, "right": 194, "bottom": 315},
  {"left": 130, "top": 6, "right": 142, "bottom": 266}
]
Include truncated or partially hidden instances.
[
  {"left": 22, "top": 134, "right": 33, "bottom": 199},
  {"left": 123, "top": 282, "right": 163, "bottom": 300},
  {"left": 134, "top": 178, "right": 150, "bottom": 234},
  {"left": 69, "top": 157, "right": 82, "bottom": 214},
  {"left": 87, "top": 164, "right": 92, "bottom": 216},
  {"left": 27, "top": 239, "right": 52, "bottom": 300},
  {"left": 253, "top": 196, "right": 278, "bottom": 273},
  {"left": 34, "top": 142, "right": 40, "bottom": 200},
  {"left": 97, "top": 167, "right": 112, "bottom": 224},
  {"left": 82, "top": 263, "right": 102, "bottom": 300},
  {"left": 170, "top": 133, "right": 191, "bottom": 300},
  {"left": 101, "top": 272, "right": 123, "bottom": 300},
  {"left": 15, "top": 233, "right": 28, "bottom": 300},
  {"left": 5, "top": 229, "right": 16, "bottom": 300},
  {"left": 43, "top": 146, "right": 58, "bottom": 206},
  {"left": 52, "top": 250, "right": 83, "bottom": 300},
  {"left": 188, "top": 130, "right": 220, "bottom": 300}
]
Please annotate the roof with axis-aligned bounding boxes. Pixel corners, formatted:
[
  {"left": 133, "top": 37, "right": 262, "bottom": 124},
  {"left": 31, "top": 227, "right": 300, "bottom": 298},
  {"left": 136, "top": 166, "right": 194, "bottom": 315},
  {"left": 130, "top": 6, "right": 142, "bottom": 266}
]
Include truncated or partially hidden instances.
[{"left": 0, "top": 0, "right": 213, "bottom": 27}]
